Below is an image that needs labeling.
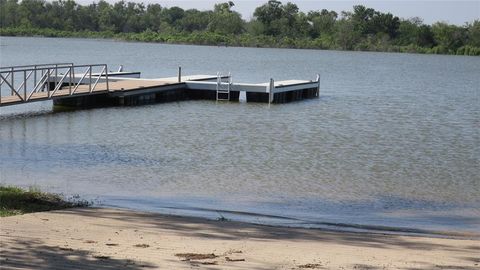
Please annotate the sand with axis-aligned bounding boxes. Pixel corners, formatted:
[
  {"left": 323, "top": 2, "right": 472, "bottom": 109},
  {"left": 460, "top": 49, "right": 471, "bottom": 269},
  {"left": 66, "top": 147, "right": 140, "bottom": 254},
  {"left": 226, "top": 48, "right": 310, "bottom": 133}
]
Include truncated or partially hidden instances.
[{"left": 0, "top": 207, "right": 479, "bottom": 270}]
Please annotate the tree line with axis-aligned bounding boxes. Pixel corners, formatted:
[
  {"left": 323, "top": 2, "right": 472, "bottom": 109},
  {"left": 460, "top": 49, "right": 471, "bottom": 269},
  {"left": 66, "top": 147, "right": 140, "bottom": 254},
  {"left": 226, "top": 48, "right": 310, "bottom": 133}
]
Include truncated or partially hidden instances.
[{"left": 1, "top": 0, "right": 479, "bottom": 55}]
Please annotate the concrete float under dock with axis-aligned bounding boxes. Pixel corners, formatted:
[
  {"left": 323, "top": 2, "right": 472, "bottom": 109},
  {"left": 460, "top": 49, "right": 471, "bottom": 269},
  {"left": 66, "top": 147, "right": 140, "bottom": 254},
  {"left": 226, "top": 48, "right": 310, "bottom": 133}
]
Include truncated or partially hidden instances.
[{"left": 0, "top": 64, "right": 320, "bottom": 108}]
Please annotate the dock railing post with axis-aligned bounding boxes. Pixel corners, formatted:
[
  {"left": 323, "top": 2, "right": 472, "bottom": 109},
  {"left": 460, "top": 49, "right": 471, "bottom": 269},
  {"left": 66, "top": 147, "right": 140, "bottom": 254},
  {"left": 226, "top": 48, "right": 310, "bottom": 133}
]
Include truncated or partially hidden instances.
[
  {"left": 23, "top": 70, "right": 27, "bottom": 101},
  {"left": 54, "top": 64, "right": 58, "bottom": 91},
  {"left": 10, "top": 68, "right": 14, "bottom": 96},
  {"left": 34, "top": 65, "right": 37, "bottom": 87},
  {"left": 41, "top": 69, "right": 44, "bottom": 93},
  {"left": 105, "top": 64, "right": 109, "bottom": 91},
  {"left": 269, "top": 78, "right": 274, "bottom": 104},
  {"left": 178, "top": 66, "right": 182, "bottom": 83},
  {"left": 69, "top": 66, "right": 72, "bottom": 95},
  {"left": 89, "top": 67, "right": 92, "bottom": 92},
  {"left": 46, "top": 68, "right": 50, "bottom": 97},
  {"left": 72, "top": 66, "right": 75, "bottom": 82}
]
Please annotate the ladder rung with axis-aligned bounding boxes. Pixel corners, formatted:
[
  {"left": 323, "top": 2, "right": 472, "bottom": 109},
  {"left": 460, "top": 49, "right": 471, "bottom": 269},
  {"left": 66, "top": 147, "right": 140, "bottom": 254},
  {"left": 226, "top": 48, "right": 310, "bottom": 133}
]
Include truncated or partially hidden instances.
[{"left": 216, "top": 71, "right": 231, "bottom": 101}]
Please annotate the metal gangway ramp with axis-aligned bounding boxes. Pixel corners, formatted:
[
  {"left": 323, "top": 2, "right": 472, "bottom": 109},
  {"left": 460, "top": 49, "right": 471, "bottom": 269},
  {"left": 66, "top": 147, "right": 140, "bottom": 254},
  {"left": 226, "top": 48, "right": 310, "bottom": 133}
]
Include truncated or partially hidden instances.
[{"left": 0, "top": 63, "right": 109, "bottom": 106}]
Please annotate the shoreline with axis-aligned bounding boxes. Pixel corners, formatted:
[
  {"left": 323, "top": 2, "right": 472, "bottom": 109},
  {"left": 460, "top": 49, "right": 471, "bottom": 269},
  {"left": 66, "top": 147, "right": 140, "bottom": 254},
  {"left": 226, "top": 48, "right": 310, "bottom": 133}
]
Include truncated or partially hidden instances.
[
  {"left": 1, "top": 207, "right": 479, "bottom": 269},
  {"left": 1, "top": 33, "right": 479, "bottom": 57},
  {"left": 100, "top": 205, "right": 480, "bottom": 240}
]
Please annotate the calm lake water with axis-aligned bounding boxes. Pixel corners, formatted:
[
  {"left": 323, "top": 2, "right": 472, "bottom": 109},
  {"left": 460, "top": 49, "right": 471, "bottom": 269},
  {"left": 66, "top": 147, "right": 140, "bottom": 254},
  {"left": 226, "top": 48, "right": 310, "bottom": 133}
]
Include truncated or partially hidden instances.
[{"left": 1, "top": 36, "right": 479, "bottom": 235}]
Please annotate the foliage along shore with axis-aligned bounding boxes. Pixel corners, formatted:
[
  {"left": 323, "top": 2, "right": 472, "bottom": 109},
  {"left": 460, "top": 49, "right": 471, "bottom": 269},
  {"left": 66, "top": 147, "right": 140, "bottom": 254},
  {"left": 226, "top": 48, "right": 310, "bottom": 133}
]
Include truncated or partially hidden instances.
[
  {"left": 0, "top": 185, "right": 88, "bottom": 217},
  {"left": 0, "top": 0, "right": 479, "bottom": 56}
]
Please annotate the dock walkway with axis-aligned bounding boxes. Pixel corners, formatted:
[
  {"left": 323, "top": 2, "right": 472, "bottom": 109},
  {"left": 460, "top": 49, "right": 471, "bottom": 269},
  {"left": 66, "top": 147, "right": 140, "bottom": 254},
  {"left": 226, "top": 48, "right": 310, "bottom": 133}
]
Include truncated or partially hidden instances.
[{"left": 0, "top": 63, "right": 319, "bottom": 108}]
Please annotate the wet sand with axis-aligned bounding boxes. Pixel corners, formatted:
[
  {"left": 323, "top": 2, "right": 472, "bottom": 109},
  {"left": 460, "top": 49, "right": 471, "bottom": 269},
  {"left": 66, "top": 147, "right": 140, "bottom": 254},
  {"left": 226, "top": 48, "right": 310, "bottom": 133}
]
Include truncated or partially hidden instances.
[{"left": 0, "top": 207, "right": 479, "bottom": 269}]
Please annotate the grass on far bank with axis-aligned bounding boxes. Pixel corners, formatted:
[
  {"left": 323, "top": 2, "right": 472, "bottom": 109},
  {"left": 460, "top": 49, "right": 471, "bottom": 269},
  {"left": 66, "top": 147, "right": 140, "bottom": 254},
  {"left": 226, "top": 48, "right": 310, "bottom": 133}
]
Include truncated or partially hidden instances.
[{"left": 0, "top": 186, "right": 88, "bottom": 217}]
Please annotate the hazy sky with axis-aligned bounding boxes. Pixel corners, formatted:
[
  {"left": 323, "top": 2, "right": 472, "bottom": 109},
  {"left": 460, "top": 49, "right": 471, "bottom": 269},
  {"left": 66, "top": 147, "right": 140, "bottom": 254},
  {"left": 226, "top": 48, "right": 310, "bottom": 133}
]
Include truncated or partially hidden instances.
[{"left": 76, "top": 0, "right": 480, "bottom": 25}]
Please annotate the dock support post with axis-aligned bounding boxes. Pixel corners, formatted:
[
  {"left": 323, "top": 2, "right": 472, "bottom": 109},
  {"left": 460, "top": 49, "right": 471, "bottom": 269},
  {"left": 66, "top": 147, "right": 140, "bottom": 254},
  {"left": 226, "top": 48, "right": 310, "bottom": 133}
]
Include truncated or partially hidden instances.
[
  {"left": 269, "top": 78, "right": 274, "bottom": 104},
  {"left": 316, "top": 74, "right": 320, "bottom": 97},
  {"left": 178, "top": 66, "right": 182, "bottom": 83}
]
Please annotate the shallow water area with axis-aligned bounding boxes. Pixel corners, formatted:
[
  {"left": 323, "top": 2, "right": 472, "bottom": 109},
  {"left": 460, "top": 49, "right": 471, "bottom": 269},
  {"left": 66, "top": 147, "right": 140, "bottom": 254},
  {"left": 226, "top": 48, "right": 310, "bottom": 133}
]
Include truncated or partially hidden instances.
[{"left": 1, "top": 36, "right": 479, "bottom": 236}]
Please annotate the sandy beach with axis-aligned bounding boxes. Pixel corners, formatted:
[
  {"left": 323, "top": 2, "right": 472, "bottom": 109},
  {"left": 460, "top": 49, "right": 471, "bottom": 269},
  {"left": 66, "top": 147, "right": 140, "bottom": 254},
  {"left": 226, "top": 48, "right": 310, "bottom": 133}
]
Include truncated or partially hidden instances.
[{"left": 0, "top": 207, "right": 478, "bottom": 270}]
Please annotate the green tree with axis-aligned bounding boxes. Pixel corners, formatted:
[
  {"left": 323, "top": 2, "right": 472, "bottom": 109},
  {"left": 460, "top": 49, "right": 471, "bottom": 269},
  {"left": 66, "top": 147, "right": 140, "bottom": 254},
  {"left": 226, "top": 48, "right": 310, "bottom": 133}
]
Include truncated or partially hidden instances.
[
  {"left": 432, "top": 22, "right": 466, "bottom": 53},
  {"left": 123, "top": 2, "right": 146, "bottom": 32},
  {"left": 18, "top": 0, "right": 47, "bottom": 28},
  {"left": 208, "top": 2, "right": 244, "bottom": 35},
  {"left": 143, "top": 4, "right": 162, "bottom": 31},
  {"left": 307, "top": 9, "right": 338, "bottom": 38},
  {"left": 371, "top": 12, "right": 399, "bottom": 38},
  {"left": 179, "top": 9, "right": 211, "bottom": 32},
  {"left": 253, "top": 0, "right": 284, "bottom": 35},
  {"left": 416, "top": 24, "right": 435, "bottom": 48},
  {"left": 349, "top": 5, "right": 375, "bottom": 35},
  {"left": 75, "top": 3, "right": 99, "bottom": 31},
  {"left": 335, "top": 18, "right": 360, "bottom": 50},
  {"left": 161, "top": 6, "right": 184, "bottom": 29},
  {"left": 466, "top": 20, "right": 480, "bottom": 47},
  {"left": 0, "top": 0, "right": 20, "bottom": 27},
  {"left": 97, "top": 0, "right": 115, "bottom": 32}
]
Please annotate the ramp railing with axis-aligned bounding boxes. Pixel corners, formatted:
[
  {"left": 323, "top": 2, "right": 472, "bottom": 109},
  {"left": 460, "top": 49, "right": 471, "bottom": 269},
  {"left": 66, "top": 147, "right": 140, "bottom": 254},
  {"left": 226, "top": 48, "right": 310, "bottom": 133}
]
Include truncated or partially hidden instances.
[{"left": 0, "top": 64, "right": 109, "bottom": 105}]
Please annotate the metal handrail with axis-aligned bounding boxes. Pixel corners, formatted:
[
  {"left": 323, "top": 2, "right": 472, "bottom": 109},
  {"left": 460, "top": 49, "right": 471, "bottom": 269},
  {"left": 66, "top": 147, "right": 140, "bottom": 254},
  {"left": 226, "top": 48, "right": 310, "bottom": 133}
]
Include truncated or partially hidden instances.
[
  {"left": 70, "top": 65, "right": 106, "bottom": 94},
  {"left": 27, "top": 70, "right": 52, "bottom": 101},
  {"left": 0, "top": 64, "right": 109, "bottom": 106},
  {"left": 0, "top": 64, "right": 108, "bottom": 74},
  {"left": 0, "top": 73, "right": 23, "bottom": 100},
  {"left": 0, "top": 63, "right": 74, "bottom": 71}
]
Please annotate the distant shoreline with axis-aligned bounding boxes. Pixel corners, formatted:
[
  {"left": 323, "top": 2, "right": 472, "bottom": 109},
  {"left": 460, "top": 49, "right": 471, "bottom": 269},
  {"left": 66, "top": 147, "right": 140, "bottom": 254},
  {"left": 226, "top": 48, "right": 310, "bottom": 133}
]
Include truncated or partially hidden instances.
[
  {"left": 1, "top": 207, "right": 479, "bottom": 269},
  {"left": 1, "top": 28, "right": 479, "bottom": 57},
  {"left": 2, "top": 0, "right": 480, "bottom": 57}
]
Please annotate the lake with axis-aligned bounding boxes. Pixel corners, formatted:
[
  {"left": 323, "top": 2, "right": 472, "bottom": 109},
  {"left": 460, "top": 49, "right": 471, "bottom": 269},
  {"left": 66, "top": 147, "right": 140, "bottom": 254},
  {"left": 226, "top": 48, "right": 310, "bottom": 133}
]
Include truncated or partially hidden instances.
[{"left": 1, "top": 36, "right": 479, "bottom": 235}]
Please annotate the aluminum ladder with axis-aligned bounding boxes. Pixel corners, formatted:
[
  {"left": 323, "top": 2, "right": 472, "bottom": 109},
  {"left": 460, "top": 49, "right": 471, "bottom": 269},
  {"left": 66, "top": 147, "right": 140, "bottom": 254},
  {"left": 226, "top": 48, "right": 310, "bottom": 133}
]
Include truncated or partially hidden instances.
[{"left": 216, "top": 72, "right": 231, "bottom": 101}]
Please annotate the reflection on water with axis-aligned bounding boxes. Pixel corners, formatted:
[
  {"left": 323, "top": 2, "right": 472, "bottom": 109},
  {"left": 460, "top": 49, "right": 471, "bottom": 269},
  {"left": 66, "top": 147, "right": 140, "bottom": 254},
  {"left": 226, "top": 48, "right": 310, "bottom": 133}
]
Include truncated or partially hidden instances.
[{"left": 1, "top": 37, "right": 479, "bottom": 235}]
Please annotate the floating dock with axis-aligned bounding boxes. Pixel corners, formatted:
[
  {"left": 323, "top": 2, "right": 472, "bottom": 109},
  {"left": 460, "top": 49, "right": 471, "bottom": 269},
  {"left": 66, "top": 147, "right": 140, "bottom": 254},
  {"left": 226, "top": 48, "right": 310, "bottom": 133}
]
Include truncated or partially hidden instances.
[{"left": 0, "top": 63, "right": 320, "bottom": 108}]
